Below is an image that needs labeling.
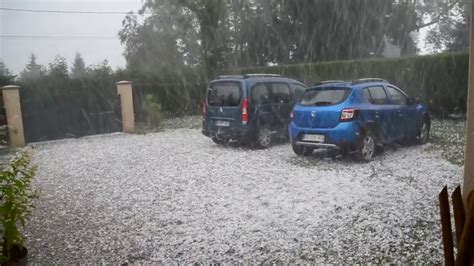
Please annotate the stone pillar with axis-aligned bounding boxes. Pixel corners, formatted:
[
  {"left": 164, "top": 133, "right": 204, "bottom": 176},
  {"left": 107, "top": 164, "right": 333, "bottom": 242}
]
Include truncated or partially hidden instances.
[
  {"left": 464, "top": 1, "right": 474, "bottom": 201},
  {"left": 1, "top": 85, "right": 25, "bottom": 147},
  {"left": 116, "top": 81, "right": 135, "bottom": 133}
]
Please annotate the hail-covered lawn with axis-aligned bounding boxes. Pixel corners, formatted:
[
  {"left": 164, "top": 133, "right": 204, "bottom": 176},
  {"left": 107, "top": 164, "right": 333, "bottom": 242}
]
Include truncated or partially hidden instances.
[
  {"left": 25, "top": 116, "right": 463, "bottom": 264},
  {"left": 430, "top": 118, "right": 466, "bottom": 165}
]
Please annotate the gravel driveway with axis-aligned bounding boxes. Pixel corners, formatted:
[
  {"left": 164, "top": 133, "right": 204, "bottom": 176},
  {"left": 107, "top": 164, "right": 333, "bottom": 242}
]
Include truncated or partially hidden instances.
[{"left": 25, "top": 120, "right": 462, "bottom": 263}]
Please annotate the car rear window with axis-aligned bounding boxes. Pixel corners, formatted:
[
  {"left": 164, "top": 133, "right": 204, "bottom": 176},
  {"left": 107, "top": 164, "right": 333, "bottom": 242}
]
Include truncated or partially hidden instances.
[
  {"left": 208, "top": 81, "right": 242, "bottom": 106},
  {"left": 299, "top": 87, "right": 351, "bottom": 106}
]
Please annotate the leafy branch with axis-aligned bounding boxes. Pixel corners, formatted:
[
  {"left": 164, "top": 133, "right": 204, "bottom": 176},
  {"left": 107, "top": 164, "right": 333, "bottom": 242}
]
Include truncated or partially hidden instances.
[{"left": 0, "top": 151, "right": 39, "bottom": 262}]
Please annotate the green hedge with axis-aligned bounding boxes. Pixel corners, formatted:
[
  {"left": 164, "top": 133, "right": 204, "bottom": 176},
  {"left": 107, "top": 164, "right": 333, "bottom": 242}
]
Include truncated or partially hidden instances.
[{"left": 226, "top": 52, "right": 469, "bottom": 115}]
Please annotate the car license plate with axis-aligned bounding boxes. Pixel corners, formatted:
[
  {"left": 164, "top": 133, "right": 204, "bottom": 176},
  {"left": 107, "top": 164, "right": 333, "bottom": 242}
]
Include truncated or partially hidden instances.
[
  {"left": 302, "top": 134, "right": 324, "bottom": 142},
  {"left": 215, "top": 120, "right": 230, "bottom": 127}
]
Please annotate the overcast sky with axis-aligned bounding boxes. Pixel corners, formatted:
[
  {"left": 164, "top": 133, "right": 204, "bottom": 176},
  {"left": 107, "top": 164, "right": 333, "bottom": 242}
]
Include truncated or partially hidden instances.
[
  {"left": 1, "top": 0, "right": 431, "bottom": 75},
  {"left": 1, "top": 0, "right": 143, "bottom": 74}
]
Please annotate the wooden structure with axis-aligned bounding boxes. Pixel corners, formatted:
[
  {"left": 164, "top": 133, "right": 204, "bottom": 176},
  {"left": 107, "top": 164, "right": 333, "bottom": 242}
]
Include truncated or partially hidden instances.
[
  {"left": 438, "top": 1, "right": 474, "bottom": 264},
  {"left": 116, "top": 81, "right": 135, "bottom": 133},
  {"left": 439, "top": 186, "right": 474, "bottom": 265},
  {"left": 0, "top": 85, "right": 25, "bottom": 147}
]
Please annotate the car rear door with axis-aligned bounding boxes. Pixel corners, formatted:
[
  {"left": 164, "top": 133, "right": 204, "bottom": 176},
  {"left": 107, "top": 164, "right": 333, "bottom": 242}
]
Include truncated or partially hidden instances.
[
  {"left": 385, "top": 85, "right": 417, "bottom": 139},
  {"left": 250, "top": 82, "right": 273, "bottom": 127},
  {"left": 270, "top": 82, "right": 293, "bottom": 129},
  {"left": 207, "top": 80, "right": 243, "bottom": 131},
  {"left": 363, "top": 85, "right": 396, "bottom": 143}
]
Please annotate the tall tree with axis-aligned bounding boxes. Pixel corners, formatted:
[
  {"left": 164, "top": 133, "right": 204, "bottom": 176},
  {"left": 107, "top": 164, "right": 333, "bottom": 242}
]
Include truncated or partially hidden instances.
[
  {"left": 422, "top": 0, "right": 469, "bottom": 52},
  {"left": 71, "top": 53, "right": 86, "bottom": 79},
  {"left": 48, "top": 55, "right": 69, "bottom": 79},
  {"left": 445, "top": 0, "right": 470, "bottom": 52},
  {"left": 119, "top": 7, "right": 192, "bottom": 75},
  {"left": 20, "top": 54, "right": 45, "bottom": 80},
  {"left": 179, "top": 0, "right": 227, "bottom": 77},
  {"left": 0, "top": 61, "right": 15, "bottom": 86},
  {"left": 120, "top": 0, "right": 423, "bottom": 72}
]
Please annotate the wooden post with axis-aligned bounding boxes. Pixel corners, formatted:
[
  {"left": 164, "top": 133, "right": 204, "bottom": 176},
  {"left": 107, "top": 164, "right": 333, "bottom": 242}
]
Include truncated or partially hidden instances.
[
  {"left": 464, "top": 0, "right": 474, "bottom": 200},
  {"left": 116, "top": 81, "right": 135, "bottom": 133},
  {"left": 455, "top": 191, "right": 474, "bottom": 265},
  {"left": 1, "top": 85, "right": 25, "bottom": 147},
  {"left": 439, "top": 186, "right": 455, "bottom": 265}
]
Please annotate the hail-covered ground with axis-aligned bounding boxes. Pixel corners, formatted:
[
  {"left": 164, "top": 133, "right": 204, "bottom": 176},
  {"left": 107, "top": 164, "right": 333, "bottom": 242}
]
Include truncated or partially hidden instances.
[{"left": 25, "top": 116, "right": 462, "bottom": 264}]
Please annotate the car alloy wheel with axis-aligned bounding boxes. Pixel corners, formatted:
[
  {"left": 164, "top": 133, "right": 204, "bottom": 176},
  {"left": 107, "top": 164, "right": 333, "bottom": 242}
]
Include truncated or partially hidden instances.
[
  {"left": 257, "top": 127, "right": 272, "bottom": 148},
  {"left": 361, "top": 134, "right": 375, "bottom": 161},
  {"left": 419, "top": 120, "right": 429, "bottom": 144}
]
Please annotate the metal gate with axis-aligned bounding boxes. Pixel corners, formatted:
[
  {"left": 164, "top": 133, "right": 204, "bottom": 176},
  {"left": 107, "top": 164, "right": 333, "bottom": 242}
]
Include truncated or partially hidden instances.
[{"left": 21, "top": 94, "right": 122, "bottom": 143}]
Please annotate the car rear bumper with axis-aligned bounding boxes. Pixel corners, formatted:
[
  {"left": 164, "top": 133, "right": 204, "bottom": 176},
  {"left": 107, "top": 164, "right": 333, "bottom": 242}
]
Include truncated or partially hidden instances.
[
  {"left": 202, "top": 120, "right": 254, "bottom": 142},
  {"left": 289, "top": 121, "right": 360, "bottom": 149},
  {"left": 293, "top": 141, "right": 340, "bottom": 149}
]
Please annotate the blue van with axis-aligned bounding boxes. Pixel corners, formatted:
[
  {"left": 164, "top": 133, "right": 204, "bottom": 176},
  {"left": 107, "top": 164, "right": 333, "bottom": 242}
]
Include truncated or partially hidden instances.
[
  {"left": 289, "top": 79, "right": 430, "bottom": 161},
  {"left": 202, "top": 74, "right": 308, "bottom": 148}
]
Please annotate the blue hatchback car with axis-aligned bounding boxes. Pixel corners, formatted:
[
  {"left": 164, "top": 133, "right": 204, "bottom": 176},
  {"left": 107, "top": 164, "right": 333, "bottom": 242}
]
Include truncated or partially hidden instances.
[{"left": 289, "top": 78, "right": 430, "bottom": 161}]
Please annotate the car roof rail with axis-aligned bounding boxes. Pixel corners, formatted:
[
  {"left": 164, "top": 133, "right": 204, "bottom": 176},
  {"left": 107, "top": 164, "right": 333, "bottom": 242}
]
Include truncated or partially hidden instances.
[
  {"left": 352, "top": 78, "right": 388, "bottom": 85},
  {"left": 216, "top": 75, "right": 245, "bottom": 79},
  {"left": 314, "top": 80, "right": 346, "bottom": 86},
  {"left": 243, "top": 73, "right": 281, "bottom": 78}
]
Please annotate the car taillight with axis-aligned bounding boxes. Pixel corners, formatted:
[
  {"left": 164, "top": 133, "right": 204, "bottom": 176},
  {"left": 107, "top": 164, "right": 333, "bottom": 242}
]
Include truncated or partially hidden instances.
[
  {"left": 242, "top": 97, "right": 249, "bottom": 124},
  {"left": 202, "top": 101, "right": 208, "bottom": 119},
  {"left": 340, "top": 108, "right": 357, "bottom": 121}
]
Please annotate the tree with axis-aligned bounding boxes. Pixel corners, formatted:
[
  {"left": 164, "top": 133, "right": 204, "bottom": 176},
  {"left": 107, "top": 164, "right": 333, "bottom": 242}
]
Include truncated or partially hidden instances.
[
  {"left": 179, "top": 0, "right": 227, "bottom": 77},
  {"left": 122, "top": 0, "right": 423, "bottom": 73},
  {"left": 70, "top": 53, "right": 86, "bottom": 79},
  {"left": 421, "top": 0, "right": 469, "bottom": 52},
  {"left": 0, "top": 61, "right": 15, "bottom": 86},
  {"left": 48, "top": 55, "right": 69, "bottom": 79},
  {"left": 119, "top": 8, "right": 190, "bottom": 75},
  {"left": 385, "top": 1, "right": 419, "bottom": 55},
  {"left": 445, "top": 0, "right": 470, "bottom": 52},
  {"left": 20, "top": 54, "right": 44, "bottom": 80}
]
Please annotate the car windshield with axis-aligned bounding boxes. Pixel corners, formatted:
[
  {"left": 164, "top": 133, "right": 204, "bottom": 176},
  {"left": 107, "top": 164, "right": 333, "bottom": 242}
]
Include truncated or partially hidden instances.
[
  {"left": 299, "top": 87, "right": 351, "bottom": 106},
  {"left": 207, "top": 81, "right": 242, "bottom": 106}
]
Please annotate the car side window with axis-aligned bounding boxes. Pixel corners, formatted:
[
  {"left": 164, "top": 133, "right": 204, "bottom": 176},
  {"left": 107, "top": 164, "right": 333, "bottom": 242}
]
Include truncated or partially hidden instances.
[
  {"left": 251, "top": 83, "right": 270, "bottom": 105},
  {"left": 293, "top": 83, "right": 308, "bottom": 101},
  {"left": 271, "top": 82, "right": 291, "bottom": 103},
  {"left": 386, "top": 86, "right": 408, "bottom": 105},
  {"left": 365, "top": 86, "right": 388, "bottom": 105}
]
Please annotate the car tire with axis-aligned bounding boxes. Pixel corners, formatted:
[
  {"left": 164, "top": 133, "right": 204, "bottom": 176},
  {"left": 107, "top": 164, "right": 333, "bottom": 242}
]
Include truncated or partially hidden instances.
[
  {"left": 356, "top": 131, "right": 376, "bottom": 162},
  {"left": 255, "top": 126, "right": 272, "bottom": 149},
  {"left": 416, "top": 118, "right": 430, "bottom": 144},
  {"left": 292, "top": 143, "right": 314, "bottom": 156}
]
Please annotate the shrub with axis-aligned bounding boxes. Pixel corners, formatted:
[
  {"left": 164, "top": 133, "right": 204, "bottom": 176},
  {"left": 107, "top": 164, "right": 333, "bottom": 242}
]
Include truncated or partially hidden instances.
[
  {"left": 141, "top": 94, "right": 164, "bottom": 128},
  {"left": 129, "top": 67, "right": 207, "bottom": 117},
  {"left": 0, "top": 151, "right": 38, "bottom": 262}
]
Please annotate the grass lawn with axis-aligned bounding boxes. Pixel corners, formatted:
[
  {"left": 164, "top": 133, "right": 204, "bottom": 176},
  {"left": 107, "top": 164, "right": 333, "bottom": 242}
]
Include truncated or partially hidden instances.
[{"left": 430, "top": 118, "right": 466, "bottom": 165}]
